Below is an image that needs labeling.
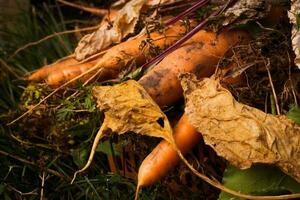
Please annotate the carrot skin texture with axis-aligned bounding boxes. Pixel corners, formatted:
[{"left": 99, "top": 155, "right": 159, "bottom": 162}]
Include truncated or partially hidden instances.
[
  {"left": 96, "top": 22, "right": 192, "bottom": 70},
  {"left": 139, "top": 29, "right": 250, "bottom": 107},
  {"left": 28, "top": 22, "right": 190, "bottom": 86},
  {"left": 27, "top": 57, "right": 79, "bottom": 82},
  {"left": 45, "top": 59, "right": 117, "bottom": 87},
  {"left": 138, "top": 114, "right": 199, "bottom": 187}
]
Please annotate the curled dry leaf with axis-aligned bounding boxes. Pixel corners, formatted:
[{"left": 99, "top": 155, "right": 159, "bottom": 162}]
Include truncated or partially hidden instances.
[
  {"left": 222, "top": 0, "right": 270, "bottom": 26},
  {"left": 72, "top": 80, "right": 175, "bottom": 183},
  {"left": 75, "top": 0, "right": 146, "bottom": 60},
  {"left": 180, "top": 73, "right": 300, "bottom": 182},
  {"left": 288, "top": 0, "right": 300, "bottom": 69},
  {"left": 92, "top": 80, "right": 173, "bottom": 141}
]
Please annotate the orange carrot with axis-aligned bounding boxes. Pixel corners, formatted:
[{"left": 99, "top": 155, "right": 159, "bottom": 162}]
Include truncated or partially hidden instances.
[
  {"left": 28, "top": 22, "right": 191, "bottom": 86},
  {"left": 134, "top": 29, "right": 250, "bottom": 193},
  {"left": 27, "top": 56, "right": 78, "bottom": 82},
  {"left": 136, "top": 62, "right": 246, "bottom": 189},
  {"left": 139, "top": 29, "right": 250, "bottom": 107},
  {"left": 138, "top": 114, "right": 200, "bottom": 187},
  {"left": 44, "top": 58, "right": 117, "bottom": 87}
]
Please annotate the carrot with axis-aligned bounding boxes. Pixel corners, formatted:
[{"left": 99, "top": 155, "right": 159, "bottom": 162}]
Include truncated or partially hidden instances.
[
  {"left": 136, "top": 62, "right": 246, "bottom": 190},
  {"left": 27, "top": 56, "right": 78, "bottom": 82},
  {"left": 44, "top": 58, "right": 117, "bottom": 87},
  {"left": 90, "top": 21, "right": 192, "bottom": 71},
  {"left": 137, "top": 114, "right": 200, "bottom": 187},
  {"left": 133, "top": 29, "right": 250, "bottom": 198},
  {"left": 28, "top": 22, "right": 190, "bottom": 86},
  {"left": 139, "top": 29, "right": 250, "bottom": 107}
]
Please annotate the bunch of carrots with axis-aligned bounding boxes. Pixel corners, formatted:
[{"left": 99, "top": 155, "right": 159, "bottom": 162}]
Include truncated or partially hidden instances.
[{"left": 19, "top": 0, "right": 300, "bottom": 199}]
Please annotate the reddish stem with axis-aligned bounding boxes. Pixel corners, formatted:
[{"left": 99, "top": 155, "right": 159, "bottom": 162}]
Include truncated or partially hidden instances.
[
  {"left": 142, "top": 1, "right": 229, "bottom": 70},
  {"left": 164, "top": 0, "right": 210, "bottom": 26}
]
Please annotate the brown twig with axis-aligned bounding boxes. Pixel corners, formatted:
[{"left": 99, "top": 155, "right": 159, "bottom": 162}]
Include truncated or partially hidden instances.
[
  {"left": 10, "top": 134, "right": 66, "bottom": 154},
  {"left": 286, "top": 51, "right": 298, "bottom": 106},
  {"left": 6, "top": 184, "right": 38, "bottom": 197},
  {"left": 265, "top": 59, "right": 280, "bottom": 115},
  {"left": 83, "top": 68, "right": 104, "bottom": 86},
  {"left": 40, "top": 171, "right": 46, "bottom": 200}
]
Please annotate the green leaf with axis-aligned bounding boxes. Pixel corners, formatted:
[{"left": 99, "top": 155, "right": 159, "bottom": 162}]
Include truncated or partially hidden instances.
[
  {"left": 219, "top": 165, "right": 300, "bottom": 200},
  {"left": 71, "top": 145, "right": 89, "bottom": 168},
  {"left": 96, "top": 140, "right": 129, "bottom": 156},
  {"left": 84, "top": 94, "right": 93, "bottom": 110},
  {"left": 287, "top": 106, "right": 300, "bottom": 125},
  {"left": 96, "top": 140, "right": 113, "bottom": 155}
]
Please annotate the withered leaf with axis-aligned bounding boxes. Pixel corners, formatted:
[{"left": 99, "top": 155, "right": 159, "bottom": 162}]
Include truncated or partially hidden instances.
[
  {"left": 92, "top": 80, "right": 173, "bottom": 142},
  {"left": 288, "top": 0, "right": 300, "bottom": 69},
  {"left": 72, "top": 80, "right": 174, "bottom": 183},
  {"left": 75, "top": 0, "right": 146, "bottom": 60},
  {"left": 180, "top": 73, "right": 300, "bottom": 183},
  {"left": 222, "top": 0, "right": 270, "bottom": 26}
]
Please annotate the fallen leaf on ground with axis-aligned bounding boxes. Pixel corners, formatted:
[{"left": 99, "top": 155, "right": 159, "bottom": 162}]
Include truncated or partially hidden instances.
[
  {"left": 75, "top": 0, "right": 146, "bottom": 60},
  {"left": 180, "top": 73, "right": 300, "bottom": 183}
]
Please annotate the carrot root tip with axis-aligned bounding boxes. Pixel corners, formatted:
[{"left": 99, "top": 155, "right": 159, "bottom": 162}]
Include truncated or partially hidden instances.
[{"left": 134, "top": 184, "right": 141, "bottom": 200}]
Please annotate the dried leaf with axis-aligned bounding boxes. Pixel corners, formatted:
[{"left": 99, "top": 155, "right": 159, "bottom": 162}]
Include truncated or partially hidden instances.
[
  {"left": 92, "top": 80, "right": 173, "bottom": 141},
  {"left": 71, "top": 80, "right": 174, "bottom": 183},
  {"left": 222, "top": 0, "right": 270, "bottom": 26},
  {"left": 75, "top": 0, "right": 146, "bottom": 60},
  {"left": 180, "top": 73, "right": 300, "bottom": 182},
  {"left": 146, "top": 0, "right": 180, "bottom": 6},
  {"left": 288, "top": 0, "right": 300, "bottom": 69}
]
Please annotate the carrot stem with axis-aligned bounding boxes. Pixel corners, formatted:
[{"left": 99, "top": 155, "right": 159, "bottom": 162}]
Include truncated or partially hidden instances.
[
  {"left": 141, "top": 0, "right": 232, "bottom": 70},
  {"left": 164, "top": 0, "right": 210, "bottom": 26}
]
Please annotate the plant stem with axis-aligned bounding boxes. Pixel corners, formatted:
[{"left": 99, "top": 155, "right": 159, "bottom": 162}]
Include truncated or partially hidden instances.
[
  {"left": 142, "top": 1, "right": 229, "bottom": 70},
  {"left": 164, "top": 0, "right": 210, "bottom": 26}
]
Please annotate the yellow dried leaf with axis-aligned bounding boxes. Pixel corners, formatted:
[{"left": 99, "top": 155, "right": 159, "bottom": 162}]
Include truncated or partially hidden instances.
[
  {"left": 180, "top": 73, "right": 300, "bottom": 183},
  {"left": 71, "top": 80, "right": 174, "bottom": 183},
  {"left": 75, "top": 0, "right": 146, "bottom": 60},
  {"left": 92, "top": 80, "right": 173, "bottom": 141}
]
